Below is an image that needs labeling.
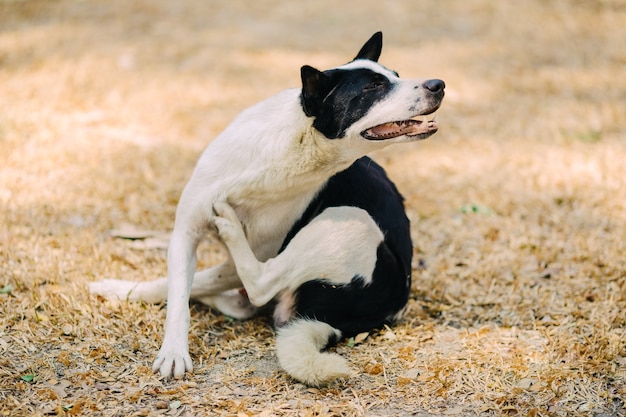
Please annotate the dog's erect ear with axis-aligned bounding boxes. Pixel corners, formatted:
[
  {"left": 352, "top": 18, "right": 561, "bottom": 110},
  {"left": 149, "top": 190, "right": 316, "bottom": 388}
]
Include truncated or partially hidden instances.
[
  {"left": 300, "top": 65, "right": 332, "bottom": 117},
  {"left": 354, "top": 31, "right": 383, "bottom": 62}
]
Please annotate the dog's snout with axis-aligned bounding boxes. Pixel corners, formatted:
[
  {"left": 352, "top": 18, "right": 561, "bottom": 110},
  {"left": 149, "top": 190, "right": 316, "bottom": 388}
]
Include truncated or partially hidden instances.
[{"left": 423, "top": 79, "right": 445, "bottom": 93}]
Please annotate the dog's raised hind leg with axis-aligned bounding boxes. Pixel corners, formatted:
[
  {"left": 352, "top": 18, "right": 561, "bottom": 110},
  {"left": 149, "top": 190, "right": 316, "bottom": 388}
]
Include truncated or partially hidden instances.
[
  {"left": 213, "top": 201, "right": 383, "bottom": 308},
  {"left": 212, "top": 202, "right": 264, "bottom": 301}
]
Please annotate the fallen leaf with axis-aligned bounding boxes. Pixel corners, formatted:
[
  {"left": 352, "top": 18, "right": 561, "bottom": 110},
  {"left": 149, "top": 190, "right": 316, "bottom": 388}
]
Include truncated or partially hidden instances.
[
  {"left": 110, "top": 225, "right": 166, "bottom": 240},
  {"left": 443, "top": 406, "right": 465, "bottom": 415},
  {"left": 514, "top": 377, "right": 535, "bottom": 391},
  {"left": 129, "top": 235, "right": 170, "bottom": 250},
  {"left": 21, "top": 374, "right": 35, "bottom": 382},
  {"left": 401, "top": 368, "right": 420, "bottom": 379},
  {"left": 364, "top": 363, "right": 383, "bottom": 375},
  {"left": 383, "top": 330, "right": 397, "bottom": 340},
  {"left": 95, "top": 382, "right": 110, "bottom": 391},
  {"left": 34, "top": 312, "right": 49, "bottom": 322},
  {"left": 354, "top": 332, "right": 369, "bottom": 344}
]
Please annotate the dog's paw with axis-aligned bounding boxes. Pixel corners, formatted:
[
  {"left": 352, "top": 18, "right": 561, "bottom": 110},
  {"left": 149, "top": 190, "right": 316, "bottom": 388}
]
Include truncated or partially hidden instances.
[
  {"left": 212, "top": 201, "right": 239, "bottom": 222},
  {"left": 89, "top": 279, "right": 141, "bottom": 301},
  {"left": 213, "top": 217, "right": 237, "bottom": 241},
  {"left": 152, "top": 346, "right": 193, "bottom": 379},
  {"left": 213, "top": 201, "right": 245, "bottom": 242}
]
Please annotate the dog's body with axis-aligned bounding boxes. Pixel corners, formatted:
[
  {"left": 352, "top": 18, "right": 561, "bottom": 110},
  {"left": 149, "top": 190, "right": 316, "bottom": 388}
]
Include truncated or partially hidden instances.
[{"left": 90, "top": 32, "right": 445, "bottom": 386}]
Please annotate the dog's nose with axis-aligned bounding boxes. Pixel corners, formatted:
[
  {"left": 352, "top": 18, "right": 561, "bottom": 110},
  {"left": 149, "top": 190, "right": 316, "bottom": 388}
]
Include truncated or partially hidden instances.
[{"left": 423, "top": 79, "right": 445, "bottom": 93}]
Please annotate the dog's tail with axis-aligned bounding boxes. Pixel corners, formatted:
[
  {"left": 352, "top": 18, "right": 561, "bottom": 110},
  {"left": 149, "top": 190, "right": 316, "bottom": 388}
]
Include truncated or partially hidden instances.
[{"left": 276, "top": 319, "right": 352, "bottom": 386}]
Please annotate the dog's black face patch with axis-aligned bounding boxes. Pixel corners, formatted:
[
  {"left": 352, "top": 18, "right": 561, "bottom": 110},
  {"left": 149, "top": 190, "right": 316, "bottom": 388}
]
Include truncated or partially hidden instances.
[{"left": 301, "top": 67, "right": 395, "bottom": 139}]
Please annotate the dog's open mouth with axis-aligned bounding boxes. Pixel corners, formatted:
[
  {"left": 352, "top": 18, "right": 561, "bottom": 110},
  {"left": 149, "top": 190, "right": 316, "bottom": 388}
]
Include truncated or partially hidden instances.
[{"left": 361, "top": 115, "right": 438, "bottom": 141}]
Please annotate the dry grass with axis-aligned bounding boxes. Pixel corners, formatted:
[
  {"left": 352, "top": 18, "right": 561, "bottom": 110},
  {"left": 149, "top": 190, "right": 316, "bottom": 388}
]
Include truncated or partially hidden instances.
[{"left": 1, "top": 0, "right": 625, "bottom": 416}]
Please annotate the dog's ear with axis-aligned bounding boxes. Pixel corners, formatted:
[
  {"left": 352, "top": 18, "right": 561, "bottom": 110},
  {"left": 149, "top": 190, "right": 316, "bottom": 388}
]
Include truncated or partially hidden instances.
[
  {"left": 354, "top": 31, "right": 383, "bottom": 62},
  {"left": 300, "top": 65, "right": 332, "bottom": 117}
]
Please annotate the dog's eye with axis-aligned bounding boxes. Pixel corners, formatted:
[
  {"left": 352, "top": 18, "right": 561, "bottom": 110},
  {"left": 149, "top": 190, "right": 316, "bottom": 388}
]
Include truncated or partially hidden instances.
[{"left": 363, "top": 81, "right": 386, "bottom": 92}]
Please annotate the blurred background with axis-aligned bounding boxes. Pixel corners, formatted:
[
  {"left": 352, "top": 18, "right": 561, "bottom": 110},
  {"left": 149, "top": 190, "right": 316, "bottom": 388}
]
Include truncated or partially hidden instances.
[{"left": 1, "top": 1, "right": 624, "bottom": 218}]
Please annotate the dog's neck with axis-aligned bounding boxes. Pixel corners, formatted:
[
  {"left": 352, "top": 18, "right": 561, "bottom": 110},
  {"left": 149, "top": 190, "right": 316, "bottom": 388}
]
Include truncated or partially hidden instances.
[{"left": 201, "top": 88, "right": 369, "bottom": 199}]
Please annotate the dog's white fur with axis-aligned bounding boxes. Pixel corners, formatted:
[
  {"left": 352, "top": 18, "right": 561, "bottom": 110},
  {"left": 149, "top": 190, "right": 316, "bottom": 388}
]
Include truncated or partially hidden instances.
[
  {"left": 90, "top": 54, "right": 438, "bottom": 384},
  {"left": 275, "top": 320, "right": 351, "bottom": 386}
]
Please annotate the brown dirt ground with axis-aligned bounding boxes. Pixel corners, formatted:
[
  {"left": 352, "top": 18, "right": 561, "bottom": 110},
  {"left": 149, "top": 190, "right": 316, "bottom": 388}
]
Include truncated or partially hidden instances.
[{"left": 1, "top": 1, "right": 625, "bottom": 416}]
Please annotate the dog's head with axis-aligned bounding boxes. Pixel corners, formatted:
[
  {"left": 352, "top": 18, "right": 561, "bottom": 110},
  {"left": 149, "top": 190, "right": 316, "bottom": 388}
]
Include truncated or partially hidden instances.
[{"left": 300, "top": 32, "right": 444, "bottom": 144}]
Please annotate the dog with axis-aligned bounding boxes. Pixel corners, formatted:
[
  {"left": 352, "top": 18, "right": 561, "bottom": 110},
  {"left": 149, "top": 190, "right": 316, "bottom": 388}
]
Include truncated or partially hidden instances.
[{"left": 90, "top": 32, "right": 445, "bottom": 386}]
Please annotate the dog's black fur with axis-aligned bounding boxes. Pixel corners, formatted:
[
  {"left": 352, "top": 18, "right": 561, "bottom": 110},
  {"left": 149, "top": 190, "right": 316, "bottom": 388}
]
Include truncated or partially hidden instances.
[{"left": 285, "top": 156, "right": 412, "bottom": 339}]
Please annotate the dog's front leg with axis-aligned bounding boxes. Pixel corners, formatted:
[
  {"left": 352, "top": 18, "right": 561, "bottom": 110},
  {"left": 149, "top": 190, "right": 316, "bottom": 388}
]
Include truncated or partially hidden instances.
[{"left": 152, "top": 200, "right": 208, "bottom": 378}]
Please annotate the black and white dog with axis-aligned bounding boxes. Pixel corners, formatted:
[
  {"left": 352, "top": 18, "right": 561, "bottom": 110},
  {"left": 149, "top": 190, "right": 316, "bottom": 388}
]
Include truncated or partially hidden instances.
[{"left": 90, "top": 32, "right": 445, "bottom": 386}]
